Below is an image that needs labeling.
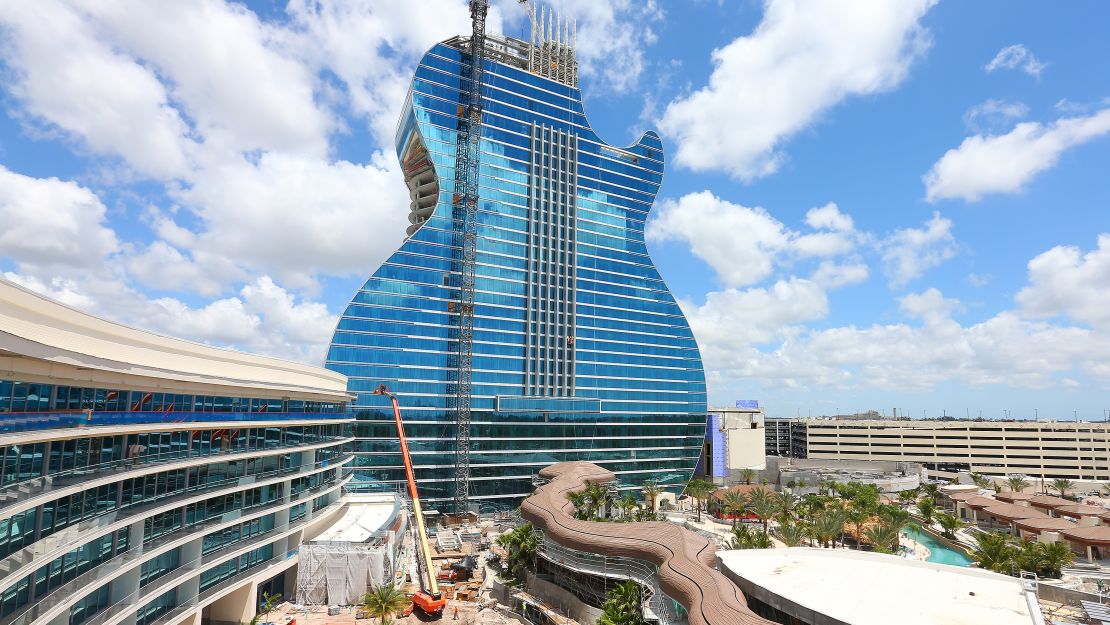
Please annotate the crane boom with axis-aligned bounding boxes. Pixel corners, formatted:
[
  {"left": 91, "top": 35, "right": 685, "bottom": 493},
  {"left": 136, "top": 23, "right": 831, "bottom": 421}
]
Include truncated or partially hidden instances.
[
  {"left": 373, "top": 385, "right": 445, "bottom": 616},
  {"left": 451, "top": 0, "right": 489, "bottom": 517}
]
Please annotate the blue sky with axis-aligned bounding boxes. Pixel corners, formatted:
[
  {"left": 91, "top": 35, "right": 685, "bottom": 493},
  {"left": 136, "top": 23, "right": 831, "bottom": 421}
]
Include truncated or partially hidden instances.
[{"left": 1, "top": 1, "right": 1108, "bottom": 419}]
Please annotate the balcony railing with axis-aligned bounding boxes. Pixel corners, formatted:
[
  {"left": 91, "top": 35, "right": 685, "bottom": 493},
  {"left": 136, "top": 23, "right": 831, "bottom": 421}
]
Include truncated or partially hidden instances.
[
  {"left": 0, "top": 410, "right": 350, "bottom": 435},
  {"left": 0, "top": 454, "right": 351, "bottom": 586},
  {"left": 0, "top": 435, "right": 353, "bottom": 509}
]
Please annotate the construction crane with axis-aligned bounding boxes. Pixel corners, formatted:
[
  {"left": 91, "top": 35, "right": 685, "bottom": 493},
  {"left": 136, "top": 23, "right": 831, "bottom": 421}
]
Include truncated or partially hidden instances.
[
  {"left": 450, "top": 0, "right": 492, "bottom": 517},
  {"left": 373, "top": 385, "right": 446, "bottom": 618}
]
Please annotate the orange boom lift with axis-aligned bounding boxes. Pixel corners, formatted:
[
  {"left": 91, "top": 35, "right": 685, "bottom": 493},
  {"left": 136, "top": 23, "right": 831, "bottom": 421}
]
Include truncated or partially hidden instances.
[{"left": 373, "top": 385, "right": 447, "bottom": 618}]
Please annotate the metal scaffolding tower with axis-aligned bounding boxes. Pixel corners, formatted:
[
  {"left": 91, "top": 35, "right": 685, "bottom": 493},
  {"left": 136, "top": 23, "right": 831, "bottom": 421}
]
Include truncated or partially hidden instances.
[{"left": 451, "top": 0, "right": 489, "bottom": 516}]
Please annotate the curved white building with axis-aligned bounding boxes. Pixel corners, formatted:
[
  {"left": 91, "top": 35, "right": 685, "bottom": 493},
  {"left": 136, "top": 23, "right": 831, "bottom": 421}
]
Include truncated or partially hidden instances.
[{"left": 0, "top": 278, "right": 353, "bottom": 625}]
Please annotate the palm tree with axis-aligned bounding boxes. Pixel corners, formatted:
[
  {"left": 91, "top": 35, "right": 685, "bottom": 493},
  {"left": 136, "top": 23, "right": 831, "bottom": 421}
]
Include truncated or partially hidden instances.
[
  {"left": 640, "top": 480, "right": 663, "bottom": 514},
  {"left": 863, "top": 524, "right": 900, "bottom": 554},
  {"left": 684, "top": 479, "right": 715, "bottom": 523},
  {"left": 745, "top": 489, "right": 778, "bottom": 534},
  {"left": 1051, "top": 478, "right": 1076, "bottom": 499},
  {"left": 846, "top": 508, "right": 870, "bottom": 549},
  {"left": 1021, "top": 541, "right": 1074, "bottom": 579},
  {"left": 739, "top": 468, "right": 757, "bottom": 485},
  {"left": 1005, "top": 474, "right": 1030, "bottom": 493},
  {"left": 968, "top": 472, "right": 993, "bottom": 490},
  {"left": 496, "top": 522, "right": 540, "bottom": 584},
  {"left": 920, "top": 482, "right": 940, "bottom": 502},
  {"left": 1102, "top": 482, "right": 1110, "bottom": 497},
  {"left": 897, "top": 490, "right": 917, "bottom": 507},
  {"left": 880, "top": 507, "right": 912, "bottom": 534},
  {"left": 728, "top": 524, "right": 773, "bottom": 549},
  {"left": 617, "top": 494, "right": 639, "bottom": 520},
  {"left": 775, "top": 492, "right": 798, "bottom": 523},
  {"left": 597, "top": 580, "right": 644, "bottom": 625},
  {"left": 248, "top": 592, "right": 281, "bottom": 625},
  {"left": 721, "top": 491, "right": 747, "bottom": 527},
  {"left": 567, "top": 490, "right": 590, "bottom": 520},
  {"left": 970, "top": 531, "right": 1018, "bottom": 575},
  {"left": 917, "top": 497, "right": 937, "bottom": 524},
  {"left": 935, "top": 512, "right": 963, "bottom": 539},
  {"left": 362, "top": 586, "right": 410, "bottom": 625},
  {"left": 582, "top": 481, "right": 611, "bottom": 519},
  {"left": 810, "top": 511, "right": 844, "bottom": 548},
  {"left": 776, "top": 521, "right": 807, "bottom": 547}
]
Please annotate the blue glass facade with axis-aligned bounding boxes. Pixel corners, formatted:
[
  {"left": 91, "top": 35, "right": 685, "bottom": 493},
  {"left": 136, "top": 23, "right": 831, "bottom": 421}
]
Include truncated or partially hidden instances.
[{"left": 326, "top": 37, "right": 707, "bottom": 508}]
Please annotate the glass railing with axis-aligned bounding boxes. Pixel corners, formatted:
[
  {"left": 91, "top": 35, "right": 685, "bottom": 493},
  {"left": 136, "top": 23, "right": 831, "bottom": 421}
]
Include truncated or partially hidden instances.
[
  {"left": 0, "top": 410, "right": 350, "bottom": 435},
  {"left": 536, "top": 533, "right": 681, "bottom": 625},
  {"left": 0, "top": 455, "right": 351, "bottom": 583},
  {"left": 0, "top": 435, "right": 353, "bottom": 508},
  {"left": 5, "top": 494, "right": 347, "bottom": 625},
  {"left": 5, "top": 475, "right": 349, "bottom": 624}
]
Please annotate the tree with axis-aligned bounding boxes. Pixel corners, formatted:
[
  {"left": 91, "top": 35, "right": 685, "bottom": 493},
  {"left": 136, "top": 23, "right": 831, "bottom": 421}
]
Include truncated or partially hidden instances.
[
  {"left": 496, "top": 522, "right": 540, "bottom": 584},
  {"left": 811, "top": 510, "right": 846, "bottom": 548},
  {"left": 917, "top": 497, "right": 937, "bottom": 524},
  {"left": 920, "top": 482, "right": 940, "bottom": 503},
  {"left": 1051, "top": 478, "right": 1076, "bottom": 499},
  {"left": 739, "top": 468, "right": 757, "bottom": 485},
  {"left": 640, "top": 480, "right": 663, "bottom": 514},
  {"left": 846, "top": 508, "right": 870, "bottom": 549},
  {"left": 775, "top": 492, "right": 798, "bottom": 523},
  {"left": 776, "top": 521, "right": 807, "bottom": 547},
  {"left": 863, "top": 524, "right": 900, "bottom": 554},
  {"left": 582, "top": 481, "right": 612, "bottom": 519},
  {"left": 247, "top": 592, "right": 281, "bottom": 625},
  {"left": 745, "top": 489, "right": 778, "bottom": 534},
  {"left": 616, "top": 494, "right": 640, "bottom": 520},
  {"left": 1017, "top": 540, "right": 1074, "bottom": 579},
  {"left": 968, "top": 472, "right": 993, "bottom": 490},
  {"left": 729, "top": 524, "right": 773, "bottom": 549},
  {"left": 880, "top": 506, "right": 912, "bottom": 534},
  {"left": 684, "top": 479, "right": 715, "bottom": 523},
  {"left": 934, "top": 512, "right": 963, "bottom": 539},
  {"left": 362, "top": 587, "right": 409, "bottom": 625},
  {"left": 597, "top": 580, "right": 644, "bottom": 625},
  {"left": 1005, "top": 475, "right": 1030, "bottom": 493},
  {"left": 720, "top": 491, "right": 747, "bottom": 527},
  {"left": 897, "top": 490, "right": 917, "bottom": 507},
  {"left": 1102, "top": 482, "right": 1110, "bottom": 497},
  {"left": 970, "top": 532, "right": 1019, "bottom": 575}
]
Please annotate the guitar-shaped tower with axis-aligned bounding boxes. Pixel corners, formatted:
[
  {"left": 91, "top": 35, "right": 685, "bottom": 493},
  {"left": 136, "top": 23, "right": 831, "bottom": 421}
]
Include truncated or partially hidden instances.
[{"left": 326, "top": 4, "right": 708, "bottom": 512}]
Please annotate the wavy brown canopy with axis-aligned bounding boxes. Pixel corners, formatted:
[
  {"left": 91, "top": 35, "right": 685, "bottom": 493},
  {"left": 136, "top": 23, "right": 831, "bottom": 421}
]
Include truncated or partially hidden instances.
[{"left": 519, "top": 461, "right": 777, "bottom": 625}]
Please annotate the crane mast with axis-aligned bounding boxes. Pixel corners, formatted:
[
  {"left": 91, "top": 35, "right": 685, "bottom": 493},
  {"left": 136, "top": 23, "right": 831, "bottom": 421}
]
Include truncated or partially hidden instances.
[{"left": 451, "top": 0, "right": 488, "bottom": 516}]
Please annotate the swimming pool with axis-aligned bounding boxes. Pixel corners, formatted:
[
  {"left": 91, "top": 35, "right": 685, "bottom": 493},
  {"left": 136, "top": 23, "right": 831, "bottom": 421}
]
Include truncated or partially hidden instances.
[{"left": 903, "top": 524, "right": 974, "bottom": 567}]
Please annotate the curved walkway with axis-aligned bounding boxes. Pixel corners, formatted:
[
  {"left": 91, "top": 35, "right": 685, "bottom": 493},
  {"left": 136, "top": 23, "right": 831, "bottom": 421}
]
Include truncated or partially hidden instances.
[{"left": 519, "top": 461, "right": 776, "bottom": 625}]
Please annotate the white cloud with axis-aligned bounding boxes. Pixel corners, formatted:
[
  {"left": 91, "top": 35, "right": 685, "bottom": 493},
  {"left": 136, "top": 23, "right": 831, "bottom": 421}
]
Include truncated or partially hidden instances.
[
  {"left": 924, "top": 108, "right": 1110, "bottom": 202},
  {"left": 0, "top": 0, "right": 193, "bottom": 178},
  {"left": 285, "top": 0, "right": 485, "bottom": 144},
  {"left": 74, "top": 0, "right": 334, "bottom": 159},
  {"left": 805, "top": 202, "right": 855, "bottom": 232},
  {"left": 648, "top": 192, "right": 863, "bottom": 288},
  {"left": 877, "top": 211, "right": 957, "bottom": 286},
  {"left": 681, "top": 278, "right": 829, "bottom": 351},
  {"left": 648, "top": 191, "right": 790, "bottom": 287},
  {"left": 0, "top": 165, "right": 120, "bottom": 270},
  {"left": 531, "top": 0, "right": 663, "bottom": 95},
  {"left": 1017, "top": 234, "right": 1110, "bottom": 330},
  {"left": 659, "top": 0, "right": 936, "bottom": 180},
  {"left": 963, "top": 98, "right": 1028, "bottom": 134},
  {"left": 174, "top": 151, "right": 409, "bottom": 292},
  {"left": 985, "top": 44, "right": 1046, "bottom": 77},
  {"left": 811, "top": 261, "right": 869, "bottom": 289}
]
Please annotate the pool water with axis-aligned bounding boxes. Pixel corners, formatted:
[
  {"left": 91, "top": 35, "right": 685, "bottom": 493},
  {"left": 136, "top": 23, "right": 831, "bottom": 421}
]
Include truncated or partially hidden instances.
[{"left": 903, "top": 524, "right": 974, "bottom": 567}]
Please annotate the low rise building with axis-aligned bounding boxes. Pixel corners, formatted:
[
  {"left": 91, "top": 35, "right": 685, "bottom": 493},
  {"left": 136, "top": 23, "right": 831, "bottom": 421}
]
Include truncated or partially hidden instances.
[
  {"left": 718, "top": 547, "right": 1040, "bottom": 625},
  {"left": 802, "top": 418, "right": 1110, "bottom": 484},
  {"left": 763, "top": 457, "right": 924, "bottom": 495},
  {"left": 700, "top": 402, "right": 766, "bottom": 484},
  {"left": 0, "top": 279, "right": 353, "bottom": 625}
]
